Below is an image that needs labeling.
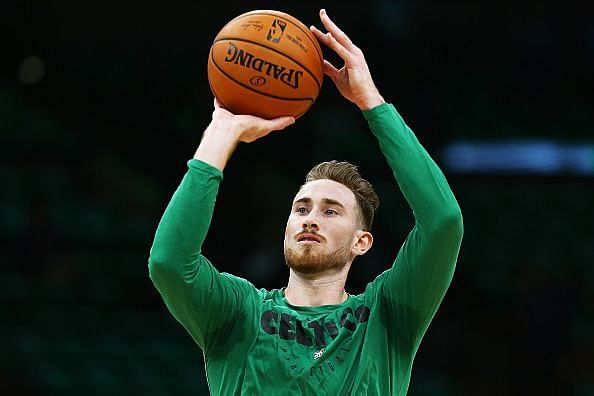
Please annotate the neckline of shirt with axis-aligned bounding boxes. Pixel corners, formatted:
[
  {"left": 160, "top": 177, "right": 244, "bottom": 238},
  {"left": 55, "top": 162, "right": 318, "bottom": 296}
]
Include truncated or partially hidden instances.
[{"left": 278, "top": 287, "right": 352, "bottom": 313}]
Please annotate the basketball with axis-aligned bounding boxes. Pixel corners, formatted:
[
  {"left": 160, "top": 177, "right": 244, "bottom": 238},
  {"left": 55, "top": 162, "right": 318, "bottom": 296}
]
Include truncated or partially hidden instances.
[{"left": 207, "top": 10, "right": 324, "bottom": 119}]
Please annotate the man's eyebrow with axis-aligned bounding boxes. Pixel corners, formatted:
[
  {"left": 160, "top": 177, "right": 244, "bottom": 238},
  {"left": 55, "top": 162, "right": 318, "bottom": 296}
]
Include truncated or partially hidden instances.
[
  {"left": 322, "top": 198, "right": 345, "bottom": 209},
  {"left": 293, "top": 197, "right": 345, "bottom": 209},
  {"left": 293, "top": 197, "right": 312, "bottom": 206}
]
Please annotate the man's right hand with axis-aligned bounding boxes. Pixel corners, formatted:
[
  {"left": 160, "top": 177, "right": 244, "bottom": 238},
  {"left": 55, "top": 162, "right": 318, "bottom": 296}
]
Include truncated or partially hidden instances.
[
  {"left": 211, "top": 99, "right": 295, "bottom": 143},
  {"left": 193, "top": 99, "right": 295, "bottom": 171}
]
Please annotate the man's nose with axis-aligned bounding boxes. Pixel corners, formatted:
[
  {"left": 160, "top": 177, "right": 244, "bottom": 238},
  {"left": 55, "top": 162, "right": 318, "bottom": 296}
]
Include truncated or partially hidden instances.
[{"left": 302, "top": 216, "right": 319, "bottom": 230}]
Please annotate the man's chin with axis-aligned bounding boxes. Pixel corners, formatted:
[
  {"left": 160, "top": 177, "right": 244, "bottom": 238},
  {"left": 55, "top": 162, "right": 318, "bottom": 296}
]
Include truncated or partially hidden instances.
[
  {"left": 284, "top": 246, "right": 349, "bottom": 275},
  {"left": 286, "top": 257, "right": 331, "bottom": 275}
]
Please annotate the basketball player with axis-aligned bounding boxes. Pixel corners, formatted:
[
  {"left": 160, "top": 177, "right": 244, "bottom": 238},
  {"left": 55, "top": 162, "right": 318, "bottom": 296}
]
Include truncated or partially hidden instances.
[{"left": 148, "top": 9, "right": 463, "bottom": 395}]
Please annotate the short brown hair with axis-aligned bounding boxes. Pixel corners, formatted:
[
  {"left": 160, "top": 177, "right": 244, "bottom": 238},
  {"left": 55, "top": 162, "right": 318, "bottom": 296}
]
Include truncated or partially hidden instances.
[{"left": 305, "top": 161, "right": 379, "bottom": 231}]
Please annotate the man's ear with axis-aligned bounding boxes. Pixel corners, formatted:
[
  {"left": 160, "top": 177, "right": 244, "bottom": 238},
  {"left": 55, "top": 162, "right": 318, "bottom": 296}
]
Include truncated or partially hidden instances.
[{"left": 352, "top": 230, "right": 373, "bottom": 256}]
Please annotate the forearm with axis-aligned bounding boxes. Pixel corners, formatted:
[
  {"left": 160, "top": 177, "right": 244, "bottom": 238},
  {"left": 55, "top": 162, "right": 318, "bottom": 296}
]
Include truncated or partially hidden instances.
[
  {"left": 148, "top": 159, "right": 223, "bottom": 282},
  {"left": 364, "top": 103, "right": 462, "bottom": 231}
]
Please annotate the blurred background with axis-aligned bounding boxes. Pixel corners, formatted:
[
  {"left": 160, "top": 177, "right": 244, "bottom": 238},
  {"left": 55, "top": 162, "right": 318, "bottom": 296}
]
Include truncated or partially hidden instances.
[{"left": 1, "top": 0, "right": 593, "bottom": 395}]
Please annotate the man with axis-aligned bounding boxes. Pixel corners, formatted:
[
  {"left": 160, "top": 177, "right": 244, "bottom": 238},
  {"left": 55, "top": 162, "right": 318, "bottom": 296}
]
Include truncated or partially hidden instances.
[{"left": 148, "top": 9, "right": 463, "bottom": 395}]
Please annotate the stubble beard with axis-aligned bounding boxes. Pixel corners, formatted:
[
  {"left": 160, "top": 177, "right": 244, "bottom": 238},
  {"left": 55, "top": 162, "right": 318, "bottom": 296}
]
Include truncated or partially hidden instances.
[{"left": 284, "top": 243, "right": 350, "bottom": 275}]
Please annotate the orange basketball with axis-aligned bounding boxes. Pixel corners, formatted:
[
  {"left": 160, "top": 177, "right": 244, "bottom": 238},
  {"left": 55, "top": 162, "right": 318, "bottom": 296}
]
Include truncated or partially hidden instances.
[{"left": 207, "top": 10, "right": 324, "bottom": 119}]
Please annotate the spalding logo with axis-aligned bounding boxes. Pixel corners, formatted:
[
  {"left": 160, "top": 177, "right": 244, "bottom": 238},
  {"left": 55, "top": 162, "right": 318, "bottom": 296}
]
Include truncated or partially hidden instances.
[
  {"left": 250, "top": 76, "right": 267, "bottom": 86},
  {"left": 224, "top": 42, "right": 303, "bottom": 89}
]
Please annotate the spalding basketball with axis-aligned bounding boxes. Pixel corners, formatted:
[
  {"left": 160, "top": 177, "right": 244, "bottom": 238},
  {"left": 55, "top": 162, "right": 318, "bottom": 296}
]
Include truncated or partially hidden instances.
[{"left": 207, "top": 10, "right": 324, "bottom": 119}]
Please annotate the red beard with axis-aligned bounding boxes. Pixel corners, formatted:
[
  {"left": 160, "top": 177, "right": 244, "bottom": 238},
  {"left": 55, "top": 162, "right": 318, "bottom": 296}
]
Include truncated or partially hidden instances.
[{"left": 284, "top": 244, "right": 349, "bottom": 274}]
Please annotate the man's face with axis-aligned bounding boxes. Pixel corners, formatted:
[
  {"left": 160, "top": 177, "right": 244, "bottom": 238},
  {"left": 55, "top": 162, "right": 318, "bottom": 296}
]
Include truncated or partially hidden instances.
[{"left": 283, "top": 179, "right": 360, "bottom": 274}]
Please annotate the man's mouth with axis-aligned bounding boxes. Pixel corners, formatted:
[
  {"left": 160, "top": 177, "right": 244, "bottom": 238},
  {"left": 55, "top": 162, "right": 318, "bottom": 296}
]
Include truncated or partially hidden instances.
[{"left": 297, "top": 233, "right": 322, "bottom": 243}]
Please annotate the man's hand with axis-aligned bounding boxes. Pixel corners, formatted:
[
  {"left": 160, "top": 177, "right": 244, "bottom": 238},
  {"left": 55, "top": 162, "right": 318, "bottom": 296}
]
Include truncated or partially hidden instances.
[
  {"left": 211, "top": 99, "right": 295, "bottom": 143},
  {"left": 194, "top": 99, "right": 295, "bottom": 171},
  {"left": 310, "top": 9, "right": 385, "bottom": 111}
]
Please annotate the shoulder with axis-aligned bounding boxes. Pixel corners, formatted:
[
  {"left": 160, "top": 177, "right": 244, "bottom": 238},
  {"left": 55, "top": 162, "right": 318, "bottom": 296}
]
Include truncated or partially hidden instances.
[
  {"left": 219, "top": 272, "right": 265, "bottom": 299},
  {"left": 362, "top": 268, "right": 392, "bottom": 297}
]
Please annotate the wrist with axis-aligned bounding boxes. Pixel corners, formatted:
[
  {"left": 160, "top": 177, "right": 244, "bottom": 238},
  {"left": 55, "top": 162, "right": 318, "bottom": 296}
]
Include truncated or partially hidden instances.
[
  {"left": 193, "top": 122, "right": 241, "bottom": 171},
  {"left": 356, "top": 91, "right": 385, "bottom": 111},
  {"left": 206, "top": 121, "right": 242, "bottom": 145}
]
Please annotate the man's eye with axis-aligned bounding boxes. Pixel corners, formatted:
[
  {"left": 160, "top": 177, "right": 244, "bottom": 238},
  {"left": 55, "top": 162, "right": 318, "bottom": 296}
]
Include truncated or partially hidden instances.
[
  {"left": 297, "top": 207, "right": 307, "bottom": 214},
  {"left": 325, "top": 209, "right": 337, "bottom": 215}
]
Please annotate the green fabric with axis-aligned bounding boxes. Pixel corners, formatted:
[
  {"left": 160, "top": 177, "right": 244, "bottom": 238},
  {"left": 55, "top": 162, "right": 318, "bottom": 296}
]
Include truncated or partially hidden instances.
[{"left": 148, "top": 103, "right": 463, "bottom": 395}]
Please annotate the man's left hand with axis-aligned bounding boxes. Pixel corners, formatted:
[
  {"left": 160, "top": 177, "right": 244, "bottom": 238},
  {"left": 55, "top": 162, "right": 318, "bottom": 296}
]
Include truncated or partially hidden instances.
[{"left": 310, "top": 9, "right": 385, "bottom": 111}]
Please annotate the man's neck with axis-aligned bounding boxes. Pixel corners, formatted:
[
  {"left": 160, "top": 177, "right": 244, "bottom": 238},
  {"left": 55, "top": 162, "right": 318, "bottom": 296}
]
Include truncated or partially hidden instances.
[{"left": 284, "top": 266, "right": 351, "bottom": 307}]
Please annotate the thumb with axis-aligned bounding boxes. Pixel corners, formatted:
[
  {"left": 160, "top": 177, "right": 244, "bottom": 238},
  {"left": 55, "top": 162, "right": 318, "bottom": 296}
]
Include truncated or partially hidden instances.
[
  {"left": 265, "top": 116, "right": 296, "bottom": 132},
  {"left": 323, "top": 59, "right": 340, "bottom": 83}
]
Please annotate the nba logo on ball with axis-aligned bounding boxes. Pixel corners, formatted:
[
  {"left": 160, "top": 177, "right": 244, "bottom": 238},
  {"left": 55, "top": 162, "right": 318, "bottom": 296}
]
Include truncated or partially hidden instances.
[
  {"left": 207, "top": 10, "right": 323, "bottom": 119},
  {"left": 267, "top": 19, "right": 286, "bottom": 43}
]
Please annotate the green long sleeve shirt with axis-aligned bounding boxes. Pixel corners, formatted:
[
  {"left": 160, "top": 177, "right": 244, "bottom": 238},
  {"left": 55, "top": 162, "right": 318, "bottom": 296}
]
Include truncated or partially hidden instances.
[{"left": 148, "top": 103, "right": 463, "bottom": 395}]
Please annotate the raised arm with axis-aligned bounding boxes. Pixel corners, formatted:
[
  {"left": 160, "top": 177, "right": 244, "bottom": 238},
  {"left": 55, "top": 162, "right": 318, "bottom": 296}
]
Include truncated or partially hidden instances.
[
  {"left": 311, "top": 9, "right": 463, "bottom": 344},
  {"left": 147, "top": 100, "right": 294, "bottom": 351},
  {"left": 365, "top": 103, "right": 463, "bottom": 345}
]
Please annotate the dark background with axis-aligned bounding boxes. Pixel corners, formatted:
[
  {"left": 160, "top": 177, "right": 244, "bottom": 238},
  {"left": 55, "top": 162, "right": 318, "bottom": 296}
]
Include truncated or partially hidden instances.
[{"left": 2, "top": 0, "right": 593, "bottom": 395}]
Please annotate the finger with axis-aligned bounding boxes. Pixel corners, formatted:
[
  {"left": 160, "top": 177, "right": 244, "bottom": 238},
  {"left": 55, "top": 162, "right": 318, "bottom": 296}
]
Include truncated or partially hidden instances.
[
  {"left": 324, "top": 31, "right": 351, "bottom": 61},
  {"left": 241, "top": 116, "right": 295, "bottom": 143},
  {"left": 310, "top": 24, "right": 322, "bottom": 42},
  {"left": 319, "top": 9, "right": 354, "bottom": 50},
  {"left": 312, "top": 26, "right": 350, "bottom": 61},
  {"left": 310, "top": 25, "right": 349, "bottom": 58},
  {"left": 266, "top": 116, "right": 295, "bottom": 131},
  {"left": 214, "top": 97, "right": 233, "bottom": 113},
  {"left": 310, "top": 24, "right": 327, "bottom": 41}
]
